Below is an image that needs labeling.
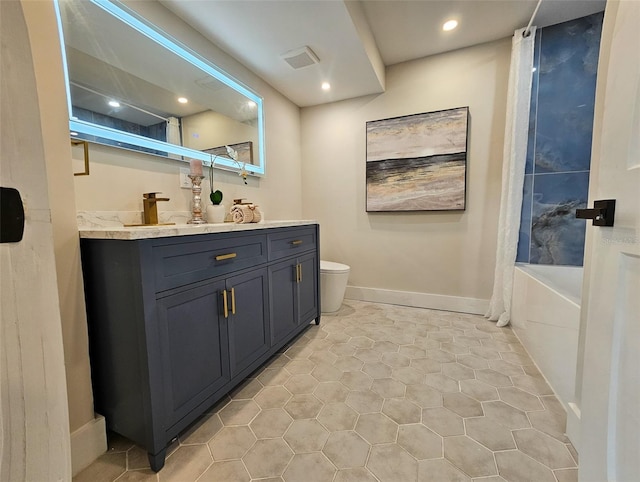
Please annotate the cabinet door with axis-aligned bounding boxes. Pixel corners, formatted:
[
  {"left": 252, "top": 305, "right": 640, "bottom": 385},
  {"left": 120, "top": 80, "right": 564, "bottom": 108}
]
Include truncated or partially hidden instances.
[
  {"left": 157, "top": 281, "right": 230, "bottom": 427},
  {"left": 297, "top": 252, "right": 318, "bottom": 325},
  {"left": 268, "top": 259, "right": 298, "bottom": 345},
  {"left": 226, "top": 268, "right": 270, "bottom": 378}
]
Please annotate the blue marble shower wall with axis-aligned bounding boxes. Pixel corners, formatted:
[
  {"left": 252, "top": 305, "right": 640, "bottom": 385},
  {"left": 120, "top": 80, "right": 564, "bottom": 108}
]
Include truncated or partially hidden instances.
[{"left": 517, "top": 12, "right": 604, "bottom": 266}]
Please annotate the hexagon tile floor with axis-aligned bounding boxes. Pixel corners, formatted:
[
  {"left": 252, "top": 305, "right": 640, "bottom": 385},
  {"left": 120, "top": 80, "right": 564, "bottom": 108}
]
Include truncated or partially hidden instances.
[{"left": 74, "top": 300, "right": 579, "bottom": 482}]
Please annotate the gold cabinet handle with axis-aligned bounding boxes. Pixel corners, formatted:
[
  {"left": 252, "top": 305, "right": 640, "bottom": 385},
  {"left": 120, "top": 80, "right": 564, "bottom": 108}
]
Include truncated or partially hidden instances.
[
  {"left": 222, "top": 289, "right": 228, "bottom": 318},
  {"left": 299, "top": 264, "right": 303, "bottom": 282},
  {"left": 231, "top": 287, "right": 236, "bottom": 315},
  {"left": 216, "top": 253, "right": 237, "bottom": 261},
  {"left": 291, "top": 240, "right": 303, "bottom": 245}
]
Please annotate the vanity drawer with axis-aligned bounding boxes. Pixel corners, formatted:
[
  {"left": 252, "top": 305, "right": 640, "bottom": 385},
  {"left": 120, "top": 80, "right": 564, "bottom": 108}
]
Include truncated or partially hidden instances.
[
  {"left": 152, "top": 233, "right": 267, "bottom": 292},
  {"left": 268, "top": 226, "right": 317, "bottom": 261}
]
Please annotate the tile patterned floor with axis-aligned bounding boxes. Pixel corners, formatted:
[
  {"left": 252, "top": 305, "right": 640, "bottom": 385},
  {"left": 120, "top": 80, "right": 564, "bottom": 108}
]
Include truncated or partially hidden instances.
[{"left": 74, "top": 300, "right": 578, "bottom": 482}]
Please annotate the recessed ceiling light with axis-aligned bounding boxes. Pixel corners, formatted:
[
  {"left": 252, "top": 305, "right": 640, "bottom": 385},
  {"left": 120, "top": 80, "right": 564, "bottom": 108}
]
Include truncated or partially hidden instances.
[
  {"left": 108, "top": 100, "right": 120, "bottom": 107},
  {"left": 321, "top": 82, "right": 331, "bottom": 91},
  {"left": 70, "top": 132, "right": 78, "bottom": 136},
  {"left": 177, "top": 97, "right": 188, "bottom": 104},
  {"left": 247, "top": 100, "right": 257, "bottom": 108},
  {"left": 442, "top": 20, "right": 458, "bottom": 31}
]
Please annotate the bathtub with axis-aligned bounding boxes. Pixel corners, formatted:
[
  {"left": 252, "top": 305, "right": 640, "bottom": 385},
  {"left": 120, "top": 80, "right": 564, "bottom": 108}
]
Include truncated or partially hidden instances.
[{"left": 511, "top": 263, "right": 583, "bottom": 409}]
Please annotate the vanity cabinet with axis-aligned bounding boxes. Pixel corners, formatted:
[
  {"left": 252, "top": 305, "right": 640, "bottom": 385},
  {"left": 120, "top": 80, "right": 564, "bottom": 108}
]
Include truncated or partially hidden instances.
[
  {"left": 80, "top": 224, "right": 319, "bottom": 472},
  {"left": 225, "top": 268, "right": 270, "bottom": 378},
  {"left": 156, "top": 268, "right": 269, "bottom": 429},
  {"left": 156, "top": 279, "right": 230, "bottom": 429},
  {"left": 269, "top": 252, "right": 319, "bottom": 345}
]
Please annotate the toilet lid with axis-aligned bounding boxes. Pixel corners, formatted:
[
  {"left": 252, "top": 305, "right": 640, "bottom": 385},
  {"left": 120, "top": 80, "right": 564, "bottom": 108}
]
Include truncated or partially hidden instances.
[{"left": 320, "top": 260, "right": 350, "bottom": 274}]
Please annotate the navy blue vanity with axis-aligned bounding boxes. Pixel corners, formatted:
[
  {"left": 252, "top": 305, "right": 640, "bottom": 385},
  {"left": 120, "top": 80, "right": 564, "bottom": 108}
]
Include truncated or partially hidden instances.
[{"left": 79, "top": 222, "right": 320, "bottom": 471}]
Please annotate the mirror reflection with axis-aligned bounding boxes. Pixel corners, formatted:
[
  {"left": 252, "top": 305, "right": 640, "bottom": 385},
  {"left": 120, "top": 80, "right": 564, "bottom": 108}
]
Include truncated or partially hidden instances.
[{"left": 56, "top": 0, "right": 265, "bottom": 174}]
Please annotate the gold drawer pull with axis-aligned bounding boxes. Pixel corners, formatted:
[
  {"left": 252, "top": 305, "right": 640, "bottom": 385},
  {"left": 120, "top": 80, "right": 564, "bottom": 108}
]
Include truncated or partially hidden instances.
[
  {"left": 291, "top": 240, "right": 303, "bottom": 245},
  {"left": 216, "top": 252, "right": 237, "bottom": 261},
  {"left": 222, "top": 289, "right": 229, "bottom": 318}
]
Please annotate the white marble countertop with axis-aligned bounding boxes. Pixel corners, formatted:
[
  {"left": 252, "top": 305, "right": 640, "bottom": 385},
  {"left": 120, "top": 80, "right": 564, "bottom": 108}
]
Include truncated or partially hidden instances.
[{"left": 78, "top": 216, "right": 317, "bottom": 240}]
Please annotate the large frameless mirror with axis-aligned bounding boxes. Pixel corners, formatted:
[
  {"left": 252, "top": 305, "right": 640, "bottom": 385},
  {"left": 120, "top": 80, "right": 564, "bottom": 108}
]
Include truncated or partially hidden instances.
[{"left": 54, "top": 0, "right": 265, "bottom": 175}]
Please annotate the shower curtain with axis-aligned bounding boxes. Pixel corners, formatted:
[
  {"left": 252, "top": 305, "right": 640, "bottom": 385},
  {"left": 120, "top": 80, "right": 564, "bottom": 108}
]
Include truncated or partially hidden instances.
[
  {"left": 486, "top": 27, "right": 536, "bottom": 327},
  {"left": 166, "top": 116, "right": 181, "bottom": 159}
]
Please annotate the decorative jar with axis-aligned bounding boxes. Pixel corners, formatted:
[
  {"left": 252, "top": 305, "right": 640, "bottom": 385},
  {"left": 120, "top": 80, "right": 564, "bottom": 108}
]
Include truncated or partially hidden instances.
[{"left": 206, "top": 203, "right": 226, "bottom": 223}]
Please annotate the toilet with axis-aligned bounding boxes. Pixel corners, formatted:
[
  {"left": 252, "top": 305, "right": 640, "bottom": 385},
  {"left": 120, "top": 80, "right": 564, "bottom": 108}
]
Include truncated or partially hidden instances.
[{"left": 320, "top": 260, "right": 350, "bottom": 313}]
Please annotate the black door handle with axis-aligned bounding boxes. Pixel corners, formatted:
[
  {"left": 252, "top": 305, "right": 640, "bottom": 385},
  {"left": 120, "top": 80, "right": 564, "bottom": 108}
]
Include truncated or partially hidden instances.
[
  {"left": 576, "top": 199, "right": 616, "bottom": 227},
  {"left": 0, "top": 187, "right": 25, "bottom": 243}
]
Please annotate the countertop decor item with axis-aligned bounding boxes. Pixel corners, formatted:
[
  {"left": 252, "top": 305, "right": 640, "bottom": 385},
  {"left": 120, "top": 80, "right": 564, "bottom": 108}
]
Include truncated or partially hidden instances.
[
  {"left": 231, "top": 204, "right": 262, "bottom": 224},
  {"left": 207, "top": 155, "right": 224, "bottom": 206},
  {"left": 203, "top": 144, "right": 250, "bottom": 184},
  {"left": 207, "top": 155, "right": 225, "bottom": 223},
  {"left": 189, "top": 159, "right": 203, "bottom": 177},
  {"left": 226, "top": 145, "right": 248, "bottom": 185},
  {"left": 187, "top": 174, "right": 206, "bottom": 224},
  {"left": 206, "top": 203, "right": 226, "bottom": 224}
]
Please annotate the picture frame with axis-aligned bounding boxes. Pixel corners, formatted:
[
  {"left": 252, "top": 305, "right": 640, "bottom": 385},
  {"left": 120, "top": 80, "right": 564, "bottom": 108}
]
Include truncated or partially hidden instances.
[
  {"left": 366, "top": 107, "right": 469, "bottom": 212},
  {"left": 204, "top": 141, "right": 254, "bottom": 165}
]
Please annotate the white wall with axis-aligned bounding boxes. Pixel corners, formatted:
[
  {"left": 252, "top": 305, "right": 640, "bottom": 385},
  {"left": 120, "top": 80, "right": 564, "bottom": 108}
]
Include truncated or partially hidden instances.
[
  {"left": 22, "top": 0, "right": 96, "bottom": 434},
  {"left": 301, "top": 39, "right": 511, "bottom": 311}
]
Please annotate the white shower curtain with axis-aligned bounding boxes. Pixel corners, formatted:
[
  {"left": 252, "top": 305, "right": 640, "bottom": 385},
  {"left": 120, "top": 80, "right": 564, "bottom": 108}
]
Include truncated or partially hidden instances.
[
  {"left": 485, "top": 27, "right": 536, "bottom": 327},
  {"left": 166, "top": 116, "right": 181, "bottom": 159}
]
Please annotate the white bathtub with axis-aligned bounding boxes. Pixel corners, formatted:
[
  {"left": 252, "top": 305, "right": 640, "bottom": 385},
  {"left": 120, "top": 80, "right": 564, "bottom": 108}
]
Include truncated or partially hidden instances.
[{"left": 511, "top": 263, "right": 583, "bottom": 408}]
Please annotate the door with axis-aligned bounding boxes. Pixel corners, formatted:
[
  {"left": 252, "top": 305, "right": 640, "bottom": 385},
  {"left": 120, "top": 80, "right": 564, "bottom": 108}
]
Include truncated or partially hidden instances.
[
  {"left": 0, "top": 2, "right": 71, "bottom": 478},
  {"left": 578, "top": 1, "right": 640, "bottom": 480},
  {"left": 226, "top": 268, "right": 270, "bottom": 377},
  {"left": 269, "top": 258, "right": 298, "bottom": 345},
  {"left": 157, "top": 280, "right": 230, "bottom": 426},
  {"left": 297, "top": 252, "right": 319, "bottom": 324}
]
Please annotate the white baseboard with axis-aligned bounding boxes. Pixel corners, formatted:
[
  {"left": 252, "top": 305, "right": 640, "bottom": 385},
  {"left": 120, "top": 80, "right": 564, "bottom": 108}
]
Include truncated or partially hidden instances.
[
  {"left": 344, "top": 286, "right": 489, "bottom": 315},
  {"left": 566, "top": 402, "right": 581, "bottom": 453},
  {"left": 71, "top": 414, "right": 107, "bottom": 476}
]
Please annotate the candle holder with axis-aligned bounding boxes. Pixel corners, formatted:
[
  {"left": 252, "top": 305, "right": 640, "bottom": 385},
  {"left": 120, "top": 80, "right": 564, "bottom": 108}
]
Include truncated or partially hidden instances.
[{"left": 187, "top": 174, "right": 207, "bottom": 224}]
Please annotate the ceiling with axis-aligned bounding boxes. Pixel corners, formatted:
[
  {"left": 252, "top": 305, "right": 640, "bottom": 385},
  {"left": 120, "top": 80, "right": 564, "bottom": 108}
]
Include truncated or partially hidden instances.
[{"left": 160, "top": 0, "right": 606, "bottom": 108}]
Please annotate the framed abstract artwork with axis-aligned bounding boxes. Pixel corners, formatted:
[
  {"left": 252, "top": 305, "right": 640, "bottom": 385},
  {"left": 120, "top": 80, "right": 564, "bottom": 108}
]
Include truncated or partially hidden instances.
[{"left": 366, "top": 107, "right": 469, "bottom": 212}]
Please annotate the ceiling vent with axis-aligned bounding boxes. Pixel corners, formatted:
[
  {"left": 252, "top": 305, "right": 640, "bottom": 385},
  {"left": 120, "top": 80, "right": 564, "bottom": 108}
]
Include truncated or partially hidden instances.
[{"left": 281, "top": 46, "right": 320, "bottom": 69}]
